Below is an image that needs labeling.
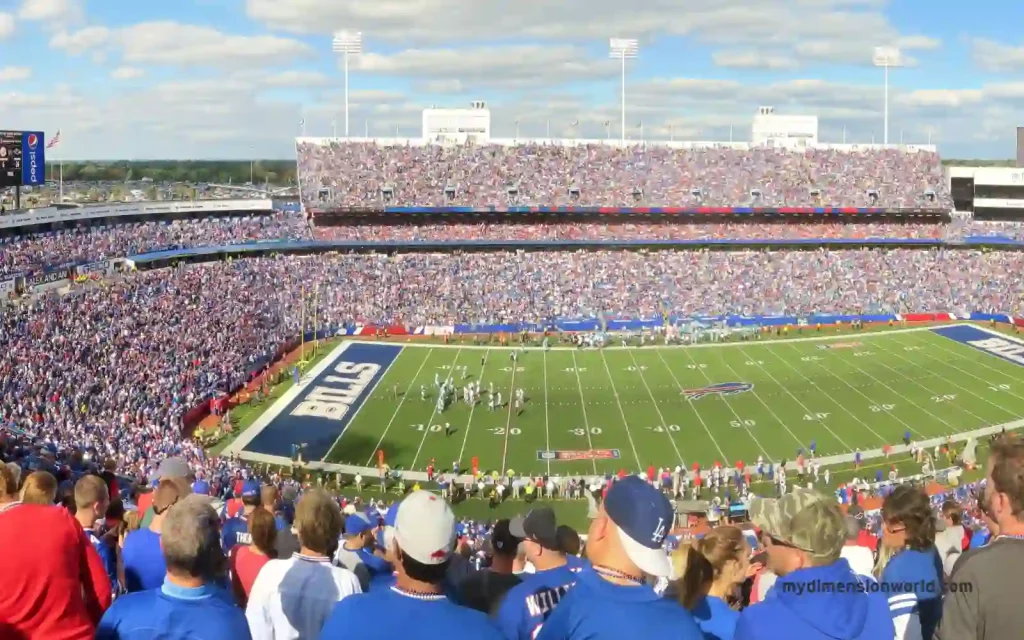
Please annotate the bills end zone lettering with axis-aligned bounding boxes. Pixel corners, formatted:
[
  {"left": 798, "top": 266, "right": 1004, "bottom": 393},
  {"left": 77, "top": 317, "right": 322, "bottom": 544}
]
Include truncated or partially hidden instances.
[
  {"left": 931, "top": 325, "right": 1024, "bottom": 367},
  {"left": 243, "top": 343, "right": 402, "bottom": 459}
]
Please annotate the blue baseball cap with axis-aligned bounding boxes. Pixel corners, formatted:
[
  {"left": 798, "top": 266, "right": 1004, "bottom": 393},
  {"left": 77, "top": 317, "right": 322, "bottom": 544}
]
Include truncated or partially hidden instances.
[
  {"left": 345, "top": 513, "right": 373, "bottom": 536},
  {"left": 384, "top": 501, "right": 400, "bottom": 528},
  {"left": 192, "top": 480, "right": 211, "bottom": 496},
  {"left": 241, "top": 481, "right": 260, "bottom": 499},
  {"left": 604, "top": 476, "right": 673, "bottom": 577}
]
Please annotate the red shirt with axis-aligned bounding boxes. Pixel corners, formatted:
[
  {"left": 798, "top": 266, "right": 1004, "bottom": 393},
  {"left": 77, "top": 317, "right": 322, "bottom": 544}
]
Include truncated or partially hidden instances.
[
  {"left": 231, "top": 545, "right": 272, "bottom": 603},
  {"left": 646, "top": 466, "right": 655, "bottom": 481},
  {"left": 0, "top": 503, "right": 112, "bottom": 639},
  {"left": 856, "top": 530, "right": 879, "bottom": 552}
]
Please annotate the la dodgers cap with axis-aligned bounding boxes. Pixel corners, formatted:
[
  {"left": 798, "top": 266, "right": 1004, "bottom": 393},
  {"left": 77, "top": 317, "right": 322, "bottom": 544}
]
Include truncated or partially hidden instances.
[
  {"left": 394, "top": 490, "right": 456, "bottom": 565},
  {"left": 604, "top": 476, "right": 673, "bottom": 577}
]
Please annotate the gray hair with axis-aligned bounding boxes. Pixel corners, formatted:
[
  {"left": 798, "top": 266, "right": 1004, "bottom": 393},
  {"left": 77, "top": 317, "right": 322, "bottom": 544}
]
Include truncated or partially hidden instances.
[
  {"left": 161, "top": 494, "right": 224, "bottom": 579},
  {"left": 844, "top": 515, "right": 862, "bottom": 540}
]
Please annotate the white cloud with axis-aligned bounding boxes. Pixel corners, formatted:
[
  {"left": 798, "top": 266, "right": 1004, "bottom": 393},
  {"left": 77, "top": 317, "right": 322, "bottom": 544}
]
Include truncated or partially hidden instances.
[
  {"left": 52, "top": 22, "right": 313, "bottom": 69},
  {"left": 971, "top": 38, "right": 1024, "bottom": 72},
  {"left": 110, "top": 66, "right": 144, "bottom": 80},
  {"left": 259, "top": 70, "right": 330, "bottom": 87},
  {"left": 50, "top": 26, "right": 111, "bottom": 55},
  {"left": 712, "top": 51, "right": 800, "bottom": 70},
  {"left": 0, "top": 13, "right": 14, "bottom": 39},
  {"left": 896, "top": 89, "right": 983, "bottom": 109},
  {"left": 18, "top": 0, "right": 83, "bottom": 26},
  {"left": 246, "top": 0, "right": 938, "bottom": 70},
  {"left": 0, "top": 66, "right": 31, "bottom": 81},
  {"left": 354, "top": 45, "right": 616, "bottom": 89}
]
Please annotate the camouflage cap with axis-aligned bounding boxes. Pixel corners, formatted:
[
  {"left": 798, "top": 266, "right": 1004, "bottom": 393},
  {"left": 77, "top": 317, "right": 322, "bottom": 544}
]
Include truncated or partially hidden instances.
[{"left": 749, "top": 488, "right": 845, "bottom": 562}]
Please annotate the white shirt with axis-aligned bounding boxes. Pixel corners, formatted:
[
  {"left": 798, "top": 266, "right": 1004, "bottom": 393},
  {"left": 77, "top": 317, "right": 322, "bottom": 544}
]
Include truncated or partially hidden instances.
[
  {"left": 840, "top": 544, "right": 875, "bottom": 577},
  {"left": 246, "top": 553, "right": 362, "bottom": 640}
]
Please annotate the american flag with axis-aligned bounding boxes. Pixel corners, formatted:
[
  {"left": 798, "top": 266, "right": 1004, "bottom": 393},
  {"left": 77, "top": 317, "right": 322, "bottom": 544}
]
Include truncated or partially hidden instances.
[{"left": 46, "top": 129, "right": 61, "bottom": 148}]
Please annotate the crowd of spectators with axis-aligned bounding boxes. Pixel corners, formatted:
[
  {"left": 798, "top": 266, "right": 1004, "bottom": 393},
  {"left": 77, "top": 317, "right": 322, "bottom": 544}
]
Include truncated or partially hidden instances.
[
  {"left": 4, "top": 424, "right": 1024, "bottom": 639},
  {"left": 315, "top": 220, "right": 954, "bottom": 242},
  {"left": 296, "top": 141, "right": 952, "bottom": 209},
  {"left": 0, "top": 212, "right": 311, "bottom": 277}
]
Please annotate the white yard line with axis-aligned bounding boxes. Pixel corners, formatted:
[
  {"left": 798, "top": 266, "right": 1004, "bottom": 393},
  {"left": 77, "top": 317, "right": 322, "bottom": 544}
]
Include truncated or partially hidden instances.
[
  {"left": 410, "top": 348, "right": 463, "bottom": 470},
  {"left": 457, "top": 348, "right": 491, "bottom": 466},
  {"left": 822, "top": 344, "right": 962, "bottom": 438},
  {"left": 625, "top": 349, "right": 685, "bottom": 467},
  {"left": 570, "top": 350, "right": 600, "bottom": 475},
  {"left": 598, "top": 350, "right": 643, "bottom": 471},
  {"left": 500, "top": 355, "right": 519, "bottom": 476},
  {"left": 717, "top": 349, "right": 820, "bottom": 452},
  {"left": 543, "top": 349, "right": 551, "bottom": 476},
  {"left": 364, "top": 348, "right": 433, "bottom": 465},
  {"left": 652, "top": 348, "right": 729, "bottom": 461},
  {"left": 678, "top": 344, "right": 773, "bottom": 458},
  {"left": 907, "top": 332, "right": 1024, "bottom": 404},
  {"left": 765, "top": 345, "right": 889, "bottom": 445},
  {"left": 879, "top": 343, "right": 1018, "bottom": 422}
]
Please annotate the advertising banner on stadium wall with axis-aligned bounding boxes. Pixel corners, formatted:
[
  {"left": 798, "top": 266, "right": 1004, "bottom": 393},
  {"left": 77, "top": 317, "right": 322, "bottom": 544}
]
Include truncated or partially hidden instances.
[
  {"left": 0, "top": 277, "right": 15, "bottom": 298},
  {"left": 26, "top": 269, "right": 70, "bottom": 289}
]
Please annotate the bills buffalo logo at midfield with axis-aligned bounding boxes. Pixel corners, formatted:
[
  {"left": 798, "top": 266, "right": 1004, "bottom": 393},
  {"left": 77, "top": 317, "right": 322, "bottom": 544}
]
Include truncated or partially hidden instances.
[{"left": 682, "top": 382, "right": 753, "bottom": 400}]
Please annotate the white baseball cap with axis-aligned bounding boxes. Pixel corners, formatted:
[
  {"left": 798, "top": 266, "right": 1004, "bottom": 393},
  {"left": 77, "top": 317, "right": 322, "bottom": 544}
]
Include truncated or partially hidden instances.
[{"left": 393, "top": 490, "right": 456, "bottom": 565}]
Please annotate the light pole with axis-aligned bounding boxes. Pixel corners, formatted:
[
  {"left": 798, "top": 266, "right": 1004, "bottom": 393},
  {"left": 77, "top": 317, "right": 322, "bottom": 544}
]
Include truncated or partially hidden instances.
[
  {"left": 872, "top": 46, "right": 902, "bottom": 146},
  {"left": 332, "top": 31, "right": 363, "bottom": 138},
  {"left": 609, "top": 38, "right": 638, "bottom": 144}
]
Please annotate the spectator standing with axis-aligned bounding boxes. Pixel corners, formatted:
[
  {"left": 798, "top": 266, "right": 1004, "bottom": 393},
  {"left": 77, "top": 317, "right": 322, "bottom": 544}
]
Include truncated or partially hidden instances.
[
  {"left": 122, "top": 478, "right": 189, "bottom": 592},
  {"left": 231, "top": 507, "right": 278, "bottom": 607},
  {"left": 938, "top": 436, "right": 1024, "bottom": 639},
  {"left": 536, "top": 476, "right": 701, "bottom": 640},
  {"left": 934, "top": 500, "right": 965, "bottom": 577},
  {"left": 840, "top": 515, "right": 876, "bottom": 577},
  {"left": 878, "top": 485, "right": 943, "bottom": 640},
  {"left": 222, "top": 480, "right": 261, "bottom": 552},
  {"left": 21, "top": 470, "right": 58, "bottom": 504},
  {"left": 245, "top": 488, "right": 361, "bottom": 639},
  {"left": 733, "top": 488, "right": 893, "bottom": 640},
  {"left": 96, "top": 495, "right": 250, "bottom": 640},
  {"left": 335, "top": 512, "right": 393, "bottom": 591},
  {"left": 319, "top": 490, "right": 503, "bottom": 640},
  {"left": 670, "top": 525, "right": 751, "bottom": 640},
  {"left": 457, "top": 518, "right": 523, "bottom": 614},
  {"left": 0, "top": 463, "right": 112, "bottom": 639},
  {"left": 262, "top": 484, "right": 290, "bottom": 531},
  {"left": 75, "top": 475, "right": 118, "bottom": 592},
  {"left": 137, "top": 457, "right": 192, "bottom": 528},
  {"left": 495, "top": 508, "right": 581, "bottom": 640}
]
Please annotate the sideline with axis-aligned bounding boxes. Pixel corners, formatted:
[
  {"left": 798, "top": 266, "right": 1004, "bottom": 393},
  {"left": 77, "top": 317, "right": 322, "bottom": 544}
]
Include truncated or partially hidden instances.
[{"left": 355, "top": 322, "right": 971, "bottom": 351}]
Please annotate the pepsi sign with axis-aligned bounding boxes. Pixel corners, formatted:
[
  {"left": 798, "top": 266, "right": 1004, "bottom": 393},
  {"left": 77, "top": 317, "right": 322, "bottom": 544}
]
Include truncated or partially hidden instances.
[{"left": 0, "top": 130, "right": 45, "bottom": 188}]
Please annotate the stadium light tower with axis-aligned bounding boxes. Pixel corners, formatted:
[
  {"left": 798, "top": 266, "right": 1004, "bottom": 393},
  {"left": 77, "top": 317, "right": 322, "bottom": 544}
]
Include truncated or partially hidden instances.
[
  {"left": 872, "top": 46, "right": 902, "bottom": 146},
  {"left": 332, "top": 31, "right": 364, "bottom": 138},
  {"left": 609, "top": 38, "right": 638, "bottom": 144}
]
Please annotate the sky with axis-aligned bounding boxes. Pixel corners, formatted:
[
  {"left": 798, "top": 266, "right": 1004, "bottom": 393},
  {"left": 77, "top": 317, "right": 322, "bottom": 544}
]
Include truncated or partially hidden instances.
[{"left": 1, "top": 0, "right": 1022, "bottom": 160}]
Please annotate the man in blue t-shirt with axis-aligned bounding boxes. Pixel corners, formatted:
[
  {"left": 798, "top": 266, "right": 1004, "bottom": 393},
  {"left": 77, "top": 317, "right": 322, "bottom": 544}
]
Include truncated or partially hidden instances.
[
  {"left": 220, "top": 480, "right": 260, "bottom": 553},
  {"left": 495, "top": 508, "right": 582, "bottom": 640},
  {"left": 537, "top": 476, "right": 701, "bottom": 640},
  {"left": 320, "top": 490, "right": 502, "bottom": 640},
  {"left": 122, "top": 479, "right": 187, "bottom": 592}
]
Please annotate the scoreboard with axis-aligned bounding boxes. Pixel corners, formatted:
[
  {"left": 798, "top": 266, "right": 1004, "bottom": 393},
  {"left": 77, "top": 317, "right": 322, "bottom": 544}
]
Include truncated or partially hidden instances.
[{"left": 0, "top": 130, "right": 45, "bottom": 188}]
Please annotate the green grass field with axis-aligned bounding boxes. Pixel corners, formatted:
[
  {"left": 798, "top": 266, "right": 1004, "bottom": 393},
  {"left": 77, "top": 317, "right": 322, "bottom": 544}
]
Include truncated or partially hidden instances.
[{"left": 318, "top": 325, "right": 1024, "bottom": 476}]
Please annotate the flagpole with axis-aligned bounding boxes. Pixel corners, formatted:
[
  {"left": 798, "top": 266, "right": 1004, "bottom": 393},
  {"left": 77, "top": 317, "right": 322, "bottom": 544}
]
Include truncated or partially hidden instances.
[
  {"left": 300, "top": 284, "right": 306, "bottom": 363},
  {"left": 58, "top": 132, "right": 64, "bottom": 203}
]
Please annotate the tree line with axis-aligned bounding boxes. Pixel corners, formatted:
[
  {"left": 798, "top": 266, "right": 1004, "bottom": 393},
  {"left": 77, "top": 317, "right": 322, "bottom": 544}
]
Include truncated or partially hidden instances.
[{"left": 43, "top": 161, "right": 298, "bottom": 185}]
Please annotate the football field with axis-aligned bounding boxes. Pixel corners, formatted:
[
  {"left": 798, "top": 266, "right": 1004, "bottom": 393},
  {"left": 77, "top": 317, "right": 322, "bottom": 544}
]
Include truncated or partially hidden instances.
[{"left": 235, "top": 324, "right": 1024, "bottom": 477}]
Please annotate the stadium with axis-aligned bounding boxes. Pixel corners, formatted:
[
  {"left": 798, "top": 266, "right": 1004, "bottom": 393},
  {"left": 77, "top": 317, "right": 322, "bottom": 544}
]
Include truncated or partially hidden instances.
[{"left": 4, "top": 30, "right": 1024, "bottom": 640}]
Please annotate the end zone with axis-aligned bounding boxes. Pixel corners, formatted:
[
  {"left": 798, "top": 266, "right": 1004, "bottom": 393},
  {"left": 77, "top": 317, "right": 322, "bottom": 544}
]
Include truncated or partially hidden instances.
[
  {"left": 931, "top": 325, "right": 1024, "bottom": 367},
  {"left": 226, "top": 341, "right": 403, "bottom": 463}
]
